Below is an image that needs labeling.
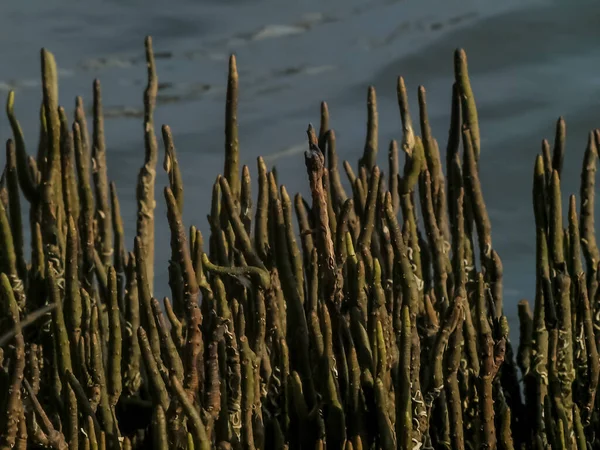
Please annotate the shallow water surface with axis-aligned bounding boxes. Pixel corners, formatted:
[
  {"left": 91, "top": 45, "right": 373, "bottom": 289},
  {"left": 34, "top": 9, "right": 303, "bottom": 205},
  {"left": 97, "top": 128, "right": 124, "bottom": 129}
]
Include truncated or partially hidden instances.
[{"left": 0, "top": 0, "right": 596, "bottom": 331}]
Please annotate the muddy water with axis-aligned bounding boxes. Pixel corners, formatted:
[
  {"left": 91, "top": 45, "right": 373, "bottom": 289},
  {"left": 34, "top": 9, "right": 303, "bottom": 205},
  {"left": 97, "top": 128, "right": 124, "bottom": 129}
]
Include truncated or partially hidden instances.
[{"left": 0, "top": 0, "right": 596, "bottom": 330}]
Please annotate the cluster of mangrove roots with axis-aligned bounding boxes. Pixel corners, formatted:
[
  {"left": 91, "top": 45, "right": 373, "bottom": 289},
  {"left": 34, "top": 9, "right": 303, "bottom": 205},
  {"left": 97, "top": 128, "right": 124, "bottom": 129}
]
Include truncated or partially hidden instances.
[{"left": 0, "top": 35, "right": 598, "bottom": 450}]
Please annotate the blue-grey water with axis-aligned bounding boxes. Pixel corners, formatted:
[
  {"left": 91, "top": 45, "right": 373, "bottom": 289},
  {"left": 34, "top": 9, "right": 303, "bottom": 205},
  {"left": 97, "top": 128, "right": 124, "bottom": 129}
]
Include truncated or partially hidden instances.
[{"left": 0, "top": 0, "right": 597, "bottom": 331}]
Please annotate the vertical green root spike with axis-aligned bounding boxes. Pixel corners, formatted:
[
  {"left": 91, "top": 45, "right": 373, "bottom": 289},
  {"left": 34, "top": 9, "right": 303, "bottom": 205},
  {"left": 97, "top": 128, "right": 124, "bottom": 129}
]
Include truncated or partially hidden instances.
[
  {"left": 281, "top": 185, "right": 304, "bottom": 305},
  {"left": 445, "top": 295, "right": 465, "bottom": 450},
  {"left": 400, "top": 136, "right": 423, "bottom": 195},
  {"left": 0, "top": 273, "right": 25, "bottom": 449},
  {"left": 123, "top": 253, "right": 142, "bottom": 396},
  {"left": 577, "top": 275, "right": 599, "bottom": 424},
  {"left": 164, "top": 186, "right": 204, "bottom": 401},
  {"left": 383, "top": 192, "right": 418, "bottom": 318},
  {"left": 305, "top": 124, "right": 339, "bottom": 305},
  {"left": 5, "top": 139, "right": 27, "bottom": 283},
  {"left": 48, "top": 265, "right": 81, "bottom": 449},
  {"left": 389, "top": 140, "right": 400, "bottom": 214},
  {"left": 75, "top": 95, "right": 91, "bottom": 160},
  {"left": 375, "top": 378, "right": 396, "bottom": 450},
  {"left": 318, "top": 101, "right": 330, "bottom": 151},
  {"left": 151, "top": 405, "right": 169, "bottom": 450},
  {"left": 171, "top": 375, "right": 210, "bottom": 450},
  {"left": 549, "top": 170, "right": 565, "bottom": 268},
  {"left": 136, "top": 35, "right": 159, "bottom": 294},
  {"left": 152, "top": 297, "right": 184, "bottom": 381},
  {"left": 138, "top": 327, "right": 170, "bottom": 411},
  {"left": 59, "top": 107, "right": 80, "bottom": 227},
  {"left": 73, "top": 121, "right": 95, "bottom": 290},
  {"left": 454, "top": 48, "right": 480, "bottom": 160},
  {"left": 462, "top": 128, "right": 492, "bottom": 264},
  {"left": 65, "top": 215, "right": 82, "bottom": 358},
  {"left": 580, "top": 131, "right": 599, "bottom": 274},
  {"left": 41, "top": 48, "right": 63, "bottom": 210},
  {"left": 0, "top": 186, "right": 25, "bottom": 308},
  {"left": 92, "top": 78, "right": 112, "bottom": 266},
  {"left": 107, "top": 266, "right": 122, "bottom": 407},
  {"left": 396, "top": 76, "right": 415, "bottom": 155},
  {"left": 162, "top": 124, "right": 184, "bottom": 215},
  {"left": 6, "top": 91, "right": 39, "bottom": 203},
  {"left": 110, "top": 181, "right": 126, "bottom": 307},
  {"left": 241, "top": 165, "right": 252, "bottom": 234},
  {"left": 517, "top": 299, "right": 533, "bottom": 378},
  {"left": 396, "top": 305, "right": 412, "bottom": 450},
  {"left": 552, "top": 116, "right": 566, "bottom": 177},
  {"left": 357, "top": 166, "right": 380, "bottom": 252},
  {"left": 327, "top": 130, "right": 350, "bottom": 213},
  {"left": 360, "top": 86, "right": 378, "bottom": 171},
  {"left": 134, "top": 236, "right": 161, "bottom": 361},
  {"left": 225, "top": 54, "right": 240, "bottom": 202},
  {"left": 255, "top": 157, "right": 270, "bottom": 262},
  {"left": 219, "top": 176, "right": 265, "bottom": 270}
]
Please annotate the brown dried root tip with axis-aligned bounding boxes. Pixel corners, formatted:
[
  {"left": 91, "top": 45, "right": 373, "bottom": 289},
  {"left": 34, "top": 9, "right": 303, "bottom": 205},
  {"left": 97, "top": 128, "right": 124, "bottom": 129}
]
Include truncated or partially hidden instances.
[
  {"left": 307, "top": 123, "right": 319, "bottom": 150},
  {"left": 318, "top": 101, "right": 330, "bottom": 151}
]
